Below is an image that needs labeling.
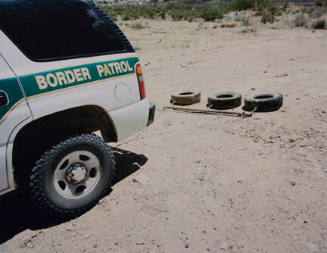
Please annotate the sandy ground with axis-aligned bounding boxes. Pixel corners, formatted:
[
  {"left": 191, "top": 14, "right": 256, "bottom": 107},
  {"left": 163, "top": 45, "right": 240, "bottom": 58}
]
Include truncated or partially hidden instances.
[{"left": 1, "top": 20, "right": 327, "bottom": 253}]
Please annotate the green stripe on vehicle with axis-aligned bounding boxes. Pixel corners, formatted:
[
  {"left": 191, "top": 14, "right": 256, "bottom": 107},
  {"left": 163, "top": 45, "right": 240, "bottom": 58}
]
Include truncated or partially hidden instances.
[
  {"left": 0, "top": 57, "right": 139, "bottom": 123},
  {"left": 20, "top": 57, "right": 139, "bottom": 97}
]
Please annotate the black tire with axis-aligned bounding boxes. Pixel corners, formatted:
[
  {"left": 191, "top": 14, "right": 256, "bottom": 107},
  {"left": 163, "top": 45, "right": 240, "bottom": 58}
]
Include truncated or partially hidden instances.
[
  {"left": 29, "top": 134, "right": 116, "bottom": 218},
  {"left": 207, "top": 92, "right": 242, "bottom": 110},
  {"left": 170, "top": 92, "right": 201, "bottom": 106},
  {"left": 243, "top": 93, "right": 283, "bottom": 112}
]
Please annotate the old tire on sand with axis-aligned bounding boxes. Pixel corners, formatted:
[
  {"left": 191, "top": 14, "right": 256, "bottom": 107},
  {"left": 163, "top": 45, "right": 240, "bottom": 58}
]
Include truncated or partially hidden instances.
[
  {"left": 244, "top": 93, "right": 283, "bottom": 112},
  {"left": 207, "top": 92, "right": 242, "bottom": 110},
  {"left": 170, "top": 92, "right": 201, "bottom": 106}
]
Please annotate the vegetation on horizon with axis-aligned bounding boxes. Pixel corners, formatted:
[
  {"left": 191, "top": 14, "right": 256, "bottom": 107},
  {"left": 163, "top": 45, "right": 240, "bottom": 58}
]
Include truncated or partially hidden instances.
[{"left": 100, "top": 0, "right": 327, "bottom": 29}]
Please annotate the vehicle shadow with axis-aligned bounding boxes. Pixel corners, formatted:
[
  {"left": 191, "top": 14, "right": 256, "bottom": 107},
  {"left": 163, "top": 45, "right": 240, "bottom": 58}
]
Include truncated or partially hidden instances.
[{"left": 0, "top": 147, "right": 148, "bottom": 244}]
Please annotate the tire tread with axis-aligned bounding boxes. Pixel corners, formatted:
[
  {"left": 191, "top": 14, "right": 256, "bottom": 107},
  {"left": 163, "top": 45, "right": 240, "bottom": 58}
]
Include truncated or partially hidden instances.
[{"left": 29, "top": 134, "right": 116, "bottom": 218}]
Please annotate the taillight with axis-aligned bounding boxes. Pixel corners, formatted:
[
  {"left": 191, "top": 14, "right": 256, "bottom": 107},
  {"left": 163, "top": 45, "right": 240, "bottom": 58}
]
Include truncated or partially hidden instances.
[{"left": 136, "top": 63, "right": 146, "bottom": 100}]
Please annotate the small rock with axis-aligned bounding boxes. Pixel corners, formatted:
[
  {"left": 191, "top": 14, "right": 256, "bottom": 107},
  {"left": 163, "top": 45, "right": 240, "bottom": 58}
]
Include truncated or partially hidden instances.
[
  {"left": 65, "top": 223, "right": 74, "bottom": 232},
  {"left": 220, "top": 241, "right": 228, "bottom": 250},
  {"left": 291, "top": 181, "right": 296, "bottom": 186},
  {"left": 84, "top": 234, "right": 91, "bottom": 239},
  {"left": 289, "top": 138, "right": 296, "bottom": 143},
  {"left": 132, "top": 173, "right": 149, "bottom": 186},
  {"left": 20, "top": 235, "right": 36, "bottom": 249},
  {"left": 93, "top": 244, "right": 98, "bottom": 248},
  {"left": 263, "top": 70, "right": 268, "bottom": 74},
  {"left": 26, "top": 241, "right": 35, "bottom": 249},
  {"left": 275, "top": 73, "right": 288, "bottom": 78},
  {"left": 185, "top": 244, "right": 190, "bottom": 249}
]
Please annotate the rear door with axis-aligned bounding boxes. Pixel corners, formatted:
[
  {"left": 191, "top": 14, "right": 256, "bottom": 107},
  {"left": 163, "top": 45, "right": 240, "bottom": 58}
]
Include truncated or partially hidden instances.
[{"left": 0, "top": 55, "right": 31, "bottom": 192}]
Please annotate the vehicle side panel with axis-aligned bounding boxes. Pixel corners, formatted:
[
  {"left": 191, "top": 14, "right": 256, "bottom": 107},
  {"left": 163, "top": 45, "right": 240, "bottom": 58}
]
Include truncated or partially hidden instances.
[
  {"left": 0, "top": 54, "right": 32, "bottom": 193},
  {"left": 19, "top": 57, "right": 141, "bottom": 119}
]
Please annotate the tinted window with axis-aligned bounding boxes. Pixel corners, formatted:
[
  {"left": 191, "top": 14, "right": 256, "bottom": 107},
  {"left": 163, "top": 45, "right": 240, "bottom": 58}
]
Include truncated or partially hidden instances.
[{"left": 0, "top": 0, "right": 132, "bottom": 61}]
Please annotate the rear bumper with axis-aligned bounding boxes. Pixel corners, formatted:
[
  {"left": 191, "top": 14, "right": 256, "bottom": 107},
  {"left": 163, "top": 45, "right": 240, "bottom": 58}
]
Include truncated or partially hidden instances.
[
  {"left": 147, "top": 102, "right": 156, "bottom": 126},
  {"left": 109, "top": 99, "right": 152, "bottom": 142}
]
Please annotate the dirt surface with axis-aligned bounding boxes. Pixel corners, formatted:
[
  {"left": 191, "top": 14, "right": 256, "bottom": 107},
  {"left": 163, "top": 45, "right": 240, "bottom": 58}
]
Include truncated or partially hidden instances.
[{"left": 1, "top": 20, "right": 327, "bottom": 253}]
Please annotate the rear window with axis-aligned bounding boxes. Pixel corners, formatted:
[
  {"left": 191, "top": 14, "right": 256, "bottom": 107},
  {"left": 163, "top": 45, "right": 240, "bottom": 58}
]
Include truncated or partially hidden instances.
[{"left": 0, "top": 0, "right": 132, "bottom": 61}]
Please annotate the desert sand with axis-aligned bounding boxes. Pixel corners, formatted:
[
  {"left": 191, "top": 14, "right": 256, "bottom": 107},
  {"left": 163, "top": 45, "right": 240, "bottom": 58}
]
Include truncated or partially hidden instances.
[{"left": 1, "top": 19, "right": 327, "bottom": 253}]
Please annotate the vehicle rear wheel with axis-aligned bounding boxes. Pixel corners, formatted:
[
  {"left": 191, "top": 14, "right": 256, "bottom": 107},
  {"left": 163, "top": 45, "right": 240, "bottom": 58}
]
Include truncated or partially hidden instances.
[{"left": 29, "top": 134, "right": 116, "bottom": 218}]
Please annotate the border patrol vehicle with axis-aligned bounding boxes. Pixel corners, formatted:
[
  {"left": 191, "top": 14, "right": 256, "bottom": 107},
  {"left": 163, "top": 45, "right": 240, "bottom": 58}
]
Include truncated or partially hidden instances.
[{"left": 0, "top": 0, "right": 155, "bottom": 217}]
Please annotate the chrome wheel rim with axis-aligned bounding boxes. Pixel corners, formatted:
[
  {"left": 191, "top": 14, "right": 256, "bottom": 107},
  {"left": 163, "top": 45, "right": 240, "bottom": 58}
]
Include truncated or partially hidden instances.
[{"left": 53, "top": 150, "right": 101, "bottom": 199}]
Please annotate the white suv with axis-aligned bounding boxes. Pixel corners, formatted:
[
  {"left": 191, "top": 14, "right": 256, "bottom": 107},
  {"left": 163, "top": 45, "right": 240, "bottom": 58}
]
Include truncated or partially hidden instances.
[{"left": 0, "top": 0, "right": 155, "bottom": 217}]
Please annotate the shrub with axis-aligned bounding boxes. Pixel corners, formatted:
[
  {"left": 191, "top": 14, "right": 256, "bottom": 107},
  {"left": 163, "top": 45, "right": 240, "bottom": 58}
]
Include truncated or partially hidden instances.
[
  {"left": 142, "top": 6, "right": 158, "bottom": 19},
  {"left": 268, "top": 6, "right": 277, "bottom": 16},
  {"left": 242, "top": 16, "right": 250, "bottom": 26},
  {"left": 160, "top": 10, "right": 166, "bottom": 19},
  {"left": 234, "top": 12, "right": 249, "bottom": 22},
  {"left": 305, "top": 7, "right": 315, "bottom": 15},
  {"left": 166, "top": 3, "right": 183, "bottom": 10},
  {"left": 220, "top": 23, "right": 237, "bottom": 28},
  {"left": 275, "top": 8, "right": 284, "bottom": 16},
  {"left": 240, "top": 27, "right": 257, "bottom": 33},
  {"left": 183, "top": 0, "right": 199, "bottom": 3},
  {"left": 104, "top": 8, "right": 118, "bottom": 21},
  {"left": 129, "top": 10, "right": 141, "bottom": 20},
  {"left": 230, "top": 0, "right": 254, "bottom": 11},
  {"left": 293, "top": 14, "right": 307, "bottom": 27},
  {"left": 261, "top": 10, "right": 275, "bottom": 23},
  {"left": 311, "top": 19, "right": 326, "bottom": 29},
  {"left": 121, "top": 13, "right": 131, "bottom": 21},
  {"left": 254, "top": 0, "right": 272, "bottom": 11},
  {"left": 130, "top": 22, "right": 147, "bottom": 30},
  {"left": 166, "top": 3, "right": 195, "bottom": 21},
  {"left": 170, "top": 8, "right": 189, "bottom": 21},
  {"left": 255, "top": 10, "right": 263, "bottom": 16},
  {"left": 315, "top": 0, "right": 324, "bottom": 7},
  {"left": 201, "top": 3, "right": 226, "bottom": 21},
  {"left": 310, "top": 7, "right": 324, "bottom": 18}
]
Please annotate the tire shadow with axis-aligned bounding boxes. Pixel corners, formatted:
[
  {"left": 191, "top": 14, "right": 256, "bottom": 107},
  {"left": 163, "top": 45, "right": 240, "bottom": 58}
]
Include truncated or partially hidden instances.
[{"left": 0, "top": 147, "right": 148, "bottom": 244}]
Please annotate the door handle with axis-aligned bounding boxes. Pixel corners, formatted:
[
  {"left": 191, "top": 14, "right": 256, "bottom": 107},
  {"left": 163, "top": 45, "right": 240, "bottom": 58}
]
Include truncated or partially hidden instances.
[{"left": 0, "top": 91, "right": 9, "bottom": 108}]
